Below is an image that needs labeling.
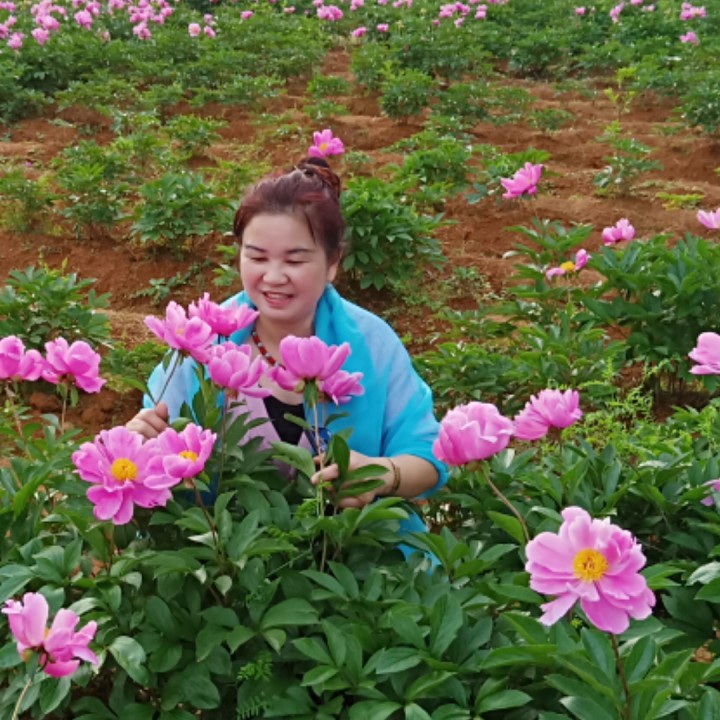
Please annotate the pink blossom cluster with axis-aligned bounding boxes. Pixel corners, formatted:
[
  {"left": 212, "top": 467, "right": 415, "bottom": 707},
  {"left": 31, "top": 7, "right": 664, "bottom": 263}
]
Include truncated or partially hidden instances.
[
  {"left": 145, "top": 294, "right": 258, "bottom": 363},
  {"left": 29, "top": 0, "right": 66, "bottom": 45},
  {"left": 698, "top": 208, "right": 720, "bottom": 229},
  {"left": 689, "top": 332, "right": 720, "bottom": 375},
  {"left": 317, "top": 4, "right": 342, "bottom": 19},
  {"left": 609, "top": 1, "right": 623, "bottom": 22},
  {"left": 680, "top": 30, "right": 698, "bottom": 44},
  {"left": 545, "top": 249, "right": 590, "bottom": 279},
  {"left": 3, "top": 592, "right": 98, "bottom": 677},
  {"left": 188, "top": 13, "right": 216, "bottom": 37},
  {"left": 351, "top": 25, "right": 366, "bottom": 36},
  {"left": 268, "top": 336, "right": 364, "bottom": 405},
  {"left": 526, "top": 506, "right": 655, "bottom": 634},
  {"left": 438, "top": 2, "right": 471, "bottom": 19},
  {"left": 73, "top": 423, "right": 216, "bottom": 524},
  {"left": 0, "top": 1, "right": 23, "bottom": 49},
  {"left": 602, "top": 217, "right": 635, "bottom": 245},
  {"left": 501, "top": 162, "right": 543, "bottom": 199},
  {"left": 146, "top": 295, "right": 362, "bottom": 407},
  {"left": 680, "top": 2, "right": 705, "bottom": 20},
  {"left": 433, "top": 390, "right": 583, "bottom": 466},
  {"left": 308, "top": 128, "right": 345, "bottom": 158},
  {"left": 0, "top": 335, "right": 106, "bottom": 393}
]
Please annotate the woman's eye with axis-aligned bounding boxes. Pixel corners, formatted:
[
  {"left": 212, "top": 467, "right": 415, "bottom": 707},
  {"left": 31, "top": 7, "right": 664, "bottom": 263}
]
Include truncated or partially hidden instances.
[{"left": 287, "top": 261, "right": 305, "bottom": 266}]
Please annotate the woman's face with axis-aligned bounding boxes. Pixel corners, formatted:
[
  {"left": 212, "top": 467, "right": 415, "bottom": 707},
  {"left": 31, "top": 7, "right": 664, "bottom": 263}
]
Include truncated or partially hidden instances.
[{"left": 240, "top": 212, "right": 339, "bottom": 333}]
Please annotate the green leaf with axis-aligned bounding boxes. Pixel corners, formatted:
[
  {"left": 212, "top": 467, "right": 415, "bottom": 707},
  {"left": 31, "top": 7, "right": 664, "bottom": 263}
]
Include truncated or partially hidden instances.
[
  {"left": 486, "top": 511, "right": 525, "bottom": 543},
  {"left": 404, "top": 702, "right": 433, "bottom": 720},
  {"left": 196, "top": 626, "right": 229, "bottom": 662},
  {"left": 109, "top": 636, "right": 148, "bottom": 685},
  {"left": 119, "top": 704, "right": 156, "bottom": 720},
  {"left": 476, "top": 690, "right": 532, "bottom": 713},
  {"left": 625, "top": 637, "right": 656, "bottom": 683},
  {"left": 429, "top": 594, "right": 463, "bottom": 656},
  {"left": 145, "top": 596, "right": 176, "bottom": 636},
  {"left": 260, "top": 598, "right": 319, "bottom": 629},
  {"left": 39, "top": 676, "right": 71, "bottom": 715},
  {"left": 349, "top": 701, "right": 401, "bottom": 720},
  {"left": 271, "top": 441, "right": 315, "bottom": 478},
  {"left": 375, "top": 647, "right": 423, "bottom": 674},
  {"left": 294, "top": 637, "right": 333, "bottom": 665},
  {"left": 561, "top": 696, "right": 619, "bottom": 720},
  {"left": 301, "top": 665, "right": 339, "bottom": 686}
]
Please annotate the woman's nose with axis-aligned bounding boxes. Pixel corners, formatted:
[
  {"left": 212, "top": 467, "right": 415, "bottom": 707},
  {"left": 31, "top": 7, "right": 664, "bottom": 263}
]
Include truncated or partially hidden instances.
[{"left": 263, "top": 263, "right": 287, "bottom": 283}]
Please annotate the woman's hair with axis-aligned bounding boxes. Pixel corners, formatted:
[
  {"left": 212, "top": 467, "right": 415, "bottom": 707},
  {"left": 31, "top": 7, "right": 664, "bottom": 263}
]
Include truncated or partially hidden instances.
[{"left": 233, "top": 157, "right": 345, "bottom": 262}]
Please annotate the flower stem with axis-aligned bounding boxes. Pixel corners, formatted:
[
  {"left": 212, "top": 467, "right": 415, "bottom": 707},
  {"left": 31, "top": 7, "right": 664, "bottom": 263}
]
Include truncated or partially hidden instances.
[
  {"left": 611, "top": 633, "right": 631, "bottom": 720},
  {"left": 311, "top": 402, "right": 329, "bottom": 572},
  {"left": 194, "top": 484, "right": 218, "bottom": 549},
  {"left": 11, "top": 673, "right": 35, "bottom": 720},
  {"left": 218, "top": 395, "right": 229, "bottom": 486},
  {"left": 479, "top": 463, "right": 530, "bottom": 544},
  {"left": 59, "top": 382, "right": 68, "bottom": 434},
  {"left": 152, "top": 351, "right": 182, "bottom": 406}
]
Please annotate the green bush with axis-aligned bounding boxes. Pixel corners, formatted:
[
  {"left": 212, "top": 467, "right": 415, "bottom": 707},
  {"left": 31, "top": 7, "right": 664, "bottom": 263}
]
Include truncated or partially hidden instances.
[
  {"left": 0, "top": 265, "right": 110, "bottom": 350},
  {"left": 130, "top": 172, "right": 233, "bottom": 256},
  {"left": 341, "top": 176, "right": 446, "bottom": 291}
]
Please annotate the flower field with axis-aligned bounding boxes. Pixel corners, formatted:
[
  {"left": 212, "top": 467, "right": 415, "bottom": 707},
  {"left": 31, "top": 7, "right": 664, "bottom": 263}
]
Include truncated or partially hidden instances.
[{"left": 3, "top": 0, "right": 720, "bottom": 718}]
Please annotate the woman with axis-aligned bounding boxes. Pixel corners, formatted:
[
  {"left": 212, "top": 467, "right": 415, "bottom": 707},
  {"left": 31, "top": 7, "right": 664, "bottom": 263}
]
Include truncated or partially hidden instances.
[{"left": 127, "top": 158, "right": 446, "bottom": 527}]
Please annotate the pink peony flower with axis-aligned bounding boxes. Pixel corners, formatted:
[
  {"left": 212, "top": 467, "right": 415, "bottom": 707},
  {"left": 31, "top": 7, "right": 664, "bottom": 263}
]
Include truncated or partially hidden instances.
[
  {"left": 147, "top": 423, "right": 216, "bottom": 484},
  {"left": 513, "top": 389, "right": 583, "bottom": 441},
  {"left": 433, "top": 402, "right": 513, "bottom": 465},
  {"left": 500, "top": 162, "right": 543, "bottom": 199},
  {"left": 545, "top": 249, "right": 590, "bottom": 279},
  {"left": 3, "top": 592, "right": 98, "bottom": 678},
  {"left": 7, "top": 31, "right": 23, "bottom": 49},
  {"left": 351, "top": 25, "right": 367, "bottom": 36},
  {"left": 525, "top": 506, "right": 656, "bottom": 634},
  {"left": 240, "top": 10, "right": 253, "bottom": 18},
  {"left": 188, "top": 21, "right": 201, "bottom": 35},
  {"left": 575, "top": 6, "right": 586, "bottom": 14},
  {"left": 43, "top": 338, "right": 106, "bottom": 393},
  {"left": 145, "top": 301, "right": 216, "bottom": 363},
  {"left": 203, "top": 25, "right": 216, "bottom": 37},
  {"left": 0, "top": 336, "right": 45, "bottom": 382},
  {"left": 689, "top": 332, "right": 720, "bottom": 375},
  {"left": 308, "top": 128, "right": 345, "bottom": 158},
  {"left": 609, "top": 2, "right": 624, "bottom": 22},
  {"left": 318, "top": 369, "right": 364, "bottom": 405},
  {"left": 602, "top": 218, "right": 635, "bottom": 245},
  {"left": 31, "top": 26, "right": 49, "bottom": 44},
  {"left": 697, "top": 208, "right": 720, "bottom": 230},
  {"left": 206, "top": 342, "right": 270, "bottom": 398},
  {"left": 376, "top": 21, "right": 389, "bottom": 30},
  {"left": 72, "top": 426, "right": 176, "bottom": 525},
  {"left": 188, "top": 293, "right": 258, "bottom": 338},
  {"left": 680, "top": 30, "right": 699, "bottom": 44},
  {"left": 267, "top": 335, "right": 351, "bottom": 392}
]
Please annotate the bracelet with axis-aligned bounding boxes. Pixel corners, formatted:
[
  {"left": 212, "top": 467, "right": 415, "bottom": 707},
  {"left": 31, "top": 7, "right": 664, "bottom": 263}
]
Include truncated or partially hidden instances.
[{"left": 387, "top": 458, "right": 402, "bottom": 496}]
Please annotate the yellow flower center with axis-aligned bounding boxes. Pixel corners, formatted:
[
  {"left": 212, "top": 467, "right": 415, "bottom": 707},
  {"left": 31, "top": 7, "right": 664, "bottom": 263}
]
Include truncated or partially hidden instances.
[
  {"left": 111, "top": 458, "right": 138, "bottom": 482},
  {"left": 560, "top": 260, "right": 576, "bottom": 272},
  {"left": 319, "top": 142, "right": 328, "bottom": 151},
  {"left": 179, "top": 450, "right": 198, "bottom": 462},
  {"left": 573, "top": 548, "right": 608, "bottom": 582}
]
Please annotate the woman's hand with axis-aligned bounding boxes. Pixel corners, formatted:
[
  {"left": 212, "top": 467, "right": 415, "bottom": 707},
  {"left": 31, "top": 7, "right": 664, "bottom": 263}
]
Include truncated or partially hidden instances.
[
  {"left": 311, "top": 450, "right": 390, "bottom": 509},
  {"left": 126, "top": 402, "right": 169, "bottom": 440}
]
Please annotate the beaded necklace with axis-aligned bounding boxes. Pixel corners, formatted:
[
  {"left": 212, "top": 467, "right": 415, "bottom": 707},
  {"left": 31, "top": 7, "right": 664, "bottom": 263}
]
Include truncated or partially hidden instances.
[{"left": 251, "top": 325, "right": 282, "bottom": 367}]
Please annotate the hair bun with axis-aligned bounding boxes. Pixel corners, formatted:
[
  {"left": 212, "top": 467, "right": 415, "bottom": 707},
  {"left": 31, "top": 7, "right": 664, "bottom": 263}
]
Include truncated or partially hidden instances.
[{"left": 295, "top": 157, "right": 341, "bottom": 198}]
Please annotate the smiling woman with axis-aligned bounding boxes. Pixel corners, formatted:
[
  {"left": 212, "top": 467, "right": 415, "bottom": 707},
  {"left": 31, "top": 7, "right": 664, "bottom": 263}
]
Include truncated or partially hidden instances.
[{"left": 126, "top": 157, "right": 447, "bottom": 547}]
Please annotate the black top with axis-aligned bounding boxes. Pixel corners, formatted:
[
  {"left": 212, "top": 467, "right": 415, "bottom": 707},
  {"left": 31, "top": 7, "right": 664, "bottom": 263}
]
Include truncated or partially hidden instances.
[{"left": 263, "top": 395, "right": 305, "bottom": 445}]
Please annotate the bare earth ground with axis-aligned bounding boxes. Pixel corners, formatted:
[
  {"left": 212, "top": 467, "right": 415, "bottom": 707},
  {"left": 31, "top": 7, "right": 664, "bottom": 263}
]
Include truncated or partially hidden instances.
[{"left": 1, "top": 50, "right": 719, "bottom": 433}]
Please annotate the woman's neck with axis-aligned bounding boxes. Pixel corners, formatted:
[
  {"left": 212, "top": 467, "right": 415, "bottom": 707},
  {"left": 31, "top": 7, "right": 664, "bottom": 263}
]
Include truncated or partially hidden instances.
[{"left": 254, "top": 317, "right": 314, "bottom": 349}]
